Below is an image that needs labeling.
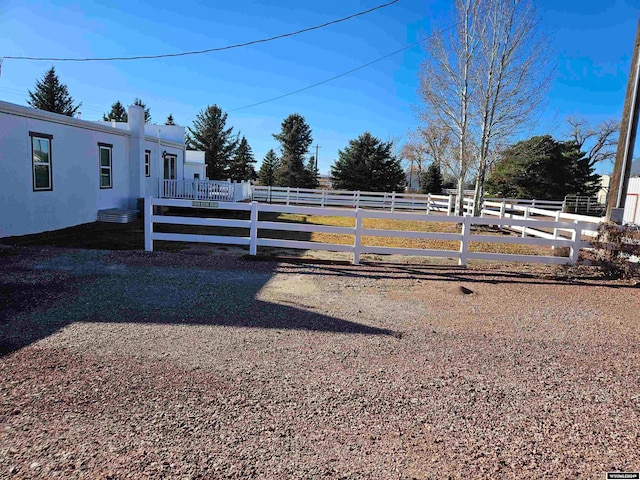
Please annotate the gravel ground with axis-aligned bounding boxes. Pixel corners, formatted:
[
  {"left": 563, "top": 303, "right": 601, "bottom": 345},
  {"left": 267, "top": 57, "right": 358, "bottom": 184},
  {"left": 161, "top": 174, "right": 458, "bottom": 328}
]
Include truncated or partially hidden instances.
[{"left": 1, "top": 247, "right": 639, "bottom": 479}]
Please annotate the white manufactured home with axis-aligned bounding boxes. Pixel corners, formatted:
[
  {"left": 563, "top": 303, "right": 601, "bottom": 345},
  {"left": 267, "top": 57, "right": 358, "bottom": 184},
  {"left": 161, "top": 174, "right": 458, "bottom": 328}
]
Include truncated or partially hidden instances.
[{"left": 0, "top": 100, "right": 207, "bottom": 238}]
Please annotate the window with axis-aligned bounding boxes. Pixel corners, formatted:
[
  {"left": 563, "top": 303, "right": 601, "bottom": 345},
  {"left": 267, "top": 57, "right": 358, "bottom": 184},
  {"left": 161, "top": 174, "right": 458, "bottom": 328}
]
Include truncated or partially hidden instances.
[
  {"left": 194, "top": 173, "right": 200, "bottom": 180},
  {"left": 145, "top": 150, "right": 151, "bottom": 177},
  {"left": 30, "top": 132, "right": 53, "bottom": 191},
  {"left": 99, "top": 143, "right": 113, "bottom": 189}
]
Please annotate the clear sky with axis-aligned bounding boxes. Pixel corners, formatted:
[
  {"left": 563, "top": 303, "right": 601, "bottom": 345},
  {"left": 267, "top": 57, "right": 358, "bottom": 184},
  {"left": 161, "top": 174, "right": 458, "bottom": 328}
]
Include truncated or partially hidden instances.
[{"left": 1, "top": 0, "right": 638, "bottom": 176}]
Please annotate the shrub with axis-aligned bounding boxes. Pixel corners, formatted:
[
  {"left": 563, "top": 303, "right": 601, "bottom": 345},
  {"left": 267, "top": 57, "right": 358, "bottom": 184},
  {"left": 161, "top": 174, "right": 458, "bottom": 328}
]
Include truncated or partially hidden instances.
[{"left": 592, "top": 223, "right": 640, "bottom": 279}]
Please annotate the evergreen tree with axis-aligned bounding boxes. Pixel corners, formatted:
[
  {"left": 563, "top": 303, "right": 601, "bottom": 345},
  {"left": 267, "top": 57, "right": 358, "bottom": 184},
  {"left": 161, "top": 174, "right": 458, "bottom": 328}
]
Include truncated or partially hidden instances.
[
  {"left": 258, "top": 149, "right": 280, "bottom": 186},
  {"left": 330, "top": 132, "right": 406, "bottom": 192},
  {"left": 103, "top": 100, "right": 128, "bottom": 122},
  {"left": 273, "top": 113, "right": 314, "bottom": 188},
  {"left": 165, "top": 113, "right": 176, "bottom": 125},
  {"left": 420, "top": 162, "right": 444, "bottom": 194},
  {"left": 228, "top": 136, "right": 257, "bottom": 181},
  {"left": 306, "top": 155, "right": 320, "bottom": 188},
  {"left": 486, "top": 135, "right": 601, "bottom": 199},
  {"left": 133, "top": 98, "right": 151, "bottom": 123},
  {"left": 27, "top": 66, "right": 81, "bottom": 116},
  {"left": 186, "top": 105, "right": 238, "bottom": 180}
]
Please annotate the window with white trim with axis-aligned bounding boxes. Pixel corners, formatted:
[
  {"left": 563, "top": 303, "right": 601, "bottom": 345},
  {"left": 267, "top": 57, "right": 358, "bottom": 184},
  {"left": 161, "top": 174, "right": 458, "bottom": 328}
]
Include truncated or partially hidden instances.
[
  {"left": 99, "top": 143, "right": 113, "bottom": 189},
  {"left": 30, "top": 132, "right": 53, "bottom": 191},
  {"left": 145, "top": 150, "right": 151, "bottom": 177}
]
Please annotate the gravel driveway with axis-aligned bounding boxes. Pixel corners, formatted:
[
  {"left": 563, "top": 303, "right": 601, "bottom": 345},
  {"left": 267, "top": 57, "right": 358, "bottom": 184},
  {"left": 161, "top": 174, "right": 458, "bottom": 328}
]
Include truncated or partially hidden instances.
[{"left": 1, "top": 247, "right": 639, "bottom": 479}]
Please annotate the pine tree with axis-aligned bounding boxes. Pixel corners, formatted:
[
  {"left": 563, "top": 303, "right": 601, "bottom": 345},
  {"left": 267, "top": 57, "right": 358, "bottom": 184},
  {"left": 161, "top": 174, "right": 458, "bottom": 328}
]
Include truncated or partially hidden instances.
[
  {"left": 485, "top": 135, "right": 601, "bottom": 199},
  {"left": 330, "top": 132, "right": 406, "bottom": 192},
  {"left": 27, "top": 66, "right": 81, "bottom": 116},
  {"left": 228, "top": 136, "right": 257, "bottom": 181},
  {"left": 186, "top": 105, "right": 239, "bottom": 180},
  {"left": 258, "top": 149, "right": 280, "bottom": 186},
  {"left": 420, "top": 162, "right": 444, "bottom": 194},
  {"left": 133, "top": 98, "right": 151, "bottom": 123},
  {"left": 103, "top": 101, "right": 128, "bottom": 122},
  {"left": 306, "top": 156, "right": 320, "bottom": 188},
  {"left": 273, "top": 113, "right": 314, "bottom": 188},
  {"left": 165, "top": 113, "right": 176, "bottom": 125}
]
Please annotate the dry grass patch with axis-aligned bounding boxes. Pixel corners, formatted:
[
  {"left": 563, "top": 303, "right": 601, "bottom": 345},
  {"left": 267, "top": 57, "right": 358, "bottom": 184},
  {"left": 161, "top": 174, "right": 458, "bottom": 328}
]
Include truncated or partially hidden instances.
[{"left": 275, "top": 213, "right": 548, "bottom": 256}]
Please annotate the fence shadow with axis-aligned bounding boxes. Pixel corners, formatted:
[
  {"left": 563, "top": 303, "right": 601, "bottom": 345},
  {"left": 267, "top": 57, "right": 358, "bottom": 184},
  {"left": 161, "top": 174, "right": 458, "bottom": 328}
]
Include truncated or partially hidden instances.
[{"left": 0, "top": 249, "right": 398, "bottom": 358}]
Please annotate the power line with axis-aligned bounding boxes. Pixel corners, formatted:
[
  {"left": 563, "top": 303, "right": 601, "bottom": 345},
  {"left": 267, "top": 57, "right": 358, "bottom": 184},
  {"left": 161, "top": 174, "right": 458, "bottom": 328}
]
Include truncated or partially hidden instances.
[
  {"left": 228, "top": 36, "right": 438, "bottom": 112},
  {"left": 3, "top": 1, "right": 400, "bottom": 62}
]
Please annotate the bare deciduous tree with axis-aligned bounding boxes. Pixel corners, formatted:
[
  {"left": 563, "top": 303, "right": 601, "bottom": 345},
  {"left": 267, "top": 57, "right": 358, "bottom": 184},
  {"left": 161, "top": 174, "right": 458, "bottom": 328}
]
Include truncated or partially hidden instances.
[
  {"left": 419, "top": 0, "right": 552, "bottom": 214},
  {"left": 419, "top": 0, "right": 481, "bottom": 214},
  {"left": 470, "top": 0, "right": 552, "bottom": 214},
  {"left": 567, "top": 117, "right": 619, "bottom": 167}
]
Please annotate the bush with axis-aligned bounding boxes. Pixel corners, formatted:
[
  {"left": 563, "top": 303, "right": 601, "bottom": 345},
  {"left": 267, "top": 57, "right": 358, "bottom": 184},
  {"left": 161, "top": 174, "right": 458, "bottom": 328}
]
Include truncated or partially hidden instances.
[{"left": 592, "top": 223, "right": 640, "bottom": 279}]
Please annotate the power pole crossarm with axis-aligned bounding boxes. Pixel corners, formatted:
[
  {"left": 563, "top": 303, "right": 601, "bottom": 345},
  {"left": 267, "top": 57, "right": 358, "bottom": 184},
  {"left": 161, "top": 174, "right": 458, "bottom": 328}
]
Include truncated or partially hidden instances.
[{"left": 607, "top": 15, "right": 640, "bottom": 223}]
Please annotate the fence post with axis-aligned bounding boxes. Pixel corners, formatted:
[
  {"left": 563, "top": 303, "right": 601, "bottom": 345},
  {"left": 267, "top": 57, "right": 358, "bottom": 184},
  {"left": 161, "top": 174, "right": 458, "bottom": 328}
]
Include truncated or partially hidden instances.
[
  {"left": 447, "top": 194, "right": 454, "bottom": 216},
  {"left": 286, "top": 187, "right": 291, "bottom": 206},
  {"left": 522, "top": 206, "right": 530, "bottom": 238},
  {"left": 321, "top": 189, "right": 326, "bottom": 208},
  {"left": 427, "top": 193, "right": 432, "bottom": 214},
  {"left": 296, "top": 187, "right": 300, "bottom": 205},
  {"left": 356, "top": 190, "right": 361, "bottom": 208},
  {"left": 353, "top": 208, "right": 363, "bottom": 265},
  {"left": 459, "top": 215, "right": 471, "bottom": 267},
  {"left": 249, "top": 201, "right": 258, "bottom": 256},
  {"left": 551, "top": 210, "right": 561, "bottom": 250},
  {"left": 144, "top": 196, "right": 154, "bottom": 252},
  {"left": 570, "top": 221, "right": 584, "bottom": 264},
  {"left": 391, "top": 191, "right": 396, "bottom": 212}
]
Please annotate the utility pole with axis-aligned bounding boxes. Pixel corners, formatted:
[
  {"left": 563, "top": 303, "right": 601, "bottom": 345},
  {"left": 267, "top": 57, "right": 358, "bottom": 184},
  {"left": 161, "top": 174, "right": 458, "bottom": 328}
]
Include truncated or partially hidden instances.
[
  {"left": 607, "top": 16, "right": 640, "bottom": 223},
  {"left": 314, "top": 144, "right": 321, "bottom": 176}
]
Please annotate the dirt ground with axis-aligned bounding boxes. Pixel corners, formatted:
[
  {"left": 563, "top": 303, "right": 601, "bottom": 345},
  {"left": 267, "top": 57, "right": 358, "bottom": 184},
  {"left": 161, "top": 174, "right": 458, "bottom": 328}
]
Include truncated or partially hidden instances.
[{"left": 1, "top": 246, "right": 639, "bottom": 479}]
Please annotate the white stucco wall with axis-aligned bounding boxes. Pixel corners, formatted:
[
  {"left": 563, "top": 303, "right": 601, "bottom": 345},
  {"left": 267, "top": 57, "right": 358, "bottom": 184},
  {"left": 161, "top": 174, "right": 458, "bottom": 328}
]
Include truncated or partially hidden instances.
[
  {"left": 0, "top": 101, "right": 188, "bottom": 238},
  {"left": 184, "top": 150, "right": 206, "bottom": 180},
  {"left": 0, "top": 107, "right": 130, "bottom": 237}
]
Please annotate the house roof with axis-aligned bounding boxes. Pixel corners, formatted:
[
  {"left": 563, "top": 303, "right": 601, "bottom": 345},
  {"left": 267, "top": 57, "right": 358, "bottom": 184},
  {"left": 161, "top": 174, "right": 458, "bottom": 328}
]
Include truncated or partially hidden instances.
[{"left": 0, "top": 99, "right": 185, "bottom": 149}]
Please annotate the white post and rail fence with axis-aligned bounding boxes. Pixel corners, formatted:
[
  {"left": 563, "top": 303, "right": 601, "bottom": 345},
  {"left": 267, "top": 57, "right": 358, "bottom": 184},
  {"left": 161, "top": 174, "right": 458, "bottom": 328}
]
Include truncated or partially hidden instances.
[{"left": 144, "top": 197, "right": 589, "bottom": 267}]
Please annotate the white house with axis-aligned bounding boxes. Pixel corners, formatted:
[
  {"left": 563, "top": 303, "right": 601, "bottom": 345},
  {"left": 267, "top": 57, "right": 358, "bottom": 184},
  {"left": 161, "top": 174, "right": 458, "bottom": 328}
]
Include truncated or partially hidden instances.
[{"left": 0, "top": 100, "right": 205, "bottom": 238}]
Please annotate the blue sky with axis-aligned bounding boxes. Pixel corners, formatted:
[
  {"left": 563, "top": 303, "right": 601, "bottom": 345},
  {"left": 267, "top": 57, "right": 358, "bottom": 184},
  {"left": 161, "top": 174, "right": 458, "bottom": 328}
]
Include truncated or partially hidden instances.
[{"left": 1, "top": 0, "right": 638, "bottom": 176}]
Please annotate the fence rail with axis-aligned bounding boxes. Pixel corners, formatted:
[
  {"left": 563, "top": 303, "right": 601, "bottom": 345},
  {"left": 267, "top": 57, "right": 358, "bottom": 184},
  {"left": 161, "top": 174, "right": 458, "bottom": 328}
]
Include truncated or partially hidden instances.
[
  {"left": 145, "top": 197, "right": 589, "bottom": 266},
  {"left": 482, "top": 199, "right": 603, "bottom": 242},
  {"left": 252, "top": 186, "right": 456, "bottom": 213},
  {"left": 160, "top": 179, "right": 252, "bottom": 202}
]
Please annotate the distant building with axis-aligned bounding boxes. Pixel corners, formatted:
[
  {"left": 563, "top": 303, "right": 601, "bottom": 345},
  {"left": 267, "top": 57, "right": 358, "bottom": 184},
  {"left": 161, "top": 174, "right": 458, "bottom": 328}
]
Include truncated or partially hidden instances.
[
  {"left": 405, "top": 165, "right": 421, "bottom": 192},
  {"left": 318, "top": 174, "right": 332, "bottom": 189}
]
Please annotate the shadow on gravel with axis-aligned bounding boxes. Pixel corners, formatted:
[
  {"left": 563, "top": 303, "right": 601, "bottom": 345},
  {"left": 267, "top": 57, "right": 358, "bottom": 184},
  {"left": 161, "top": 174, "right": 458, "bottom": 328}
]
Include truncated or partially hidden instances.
[
  {"left": 277, "top": 261, "right": 637, "bottom": 289},
  {"left": 0, "top": 250, "right": 398, "bottom": 358}
]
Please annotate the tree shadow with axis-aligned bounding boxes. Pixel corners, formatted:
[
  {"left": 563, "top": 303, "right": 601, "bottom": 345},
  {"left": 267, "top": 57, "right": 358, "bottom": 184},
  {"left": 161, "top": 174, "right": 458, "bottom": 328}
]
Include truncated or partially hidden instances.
[{"left": 0, "top": 249, "right": 398, "bottom": 358}]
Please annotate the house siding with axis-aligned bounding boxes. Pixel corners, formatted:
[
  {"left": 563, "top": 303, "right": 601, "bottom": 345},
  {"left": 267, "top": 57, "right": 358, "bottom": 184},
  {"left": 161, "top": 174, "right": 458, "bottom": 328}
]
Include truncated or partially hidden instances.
[{"left": 0, "top": 101, "right": 189, "bottom": 238}]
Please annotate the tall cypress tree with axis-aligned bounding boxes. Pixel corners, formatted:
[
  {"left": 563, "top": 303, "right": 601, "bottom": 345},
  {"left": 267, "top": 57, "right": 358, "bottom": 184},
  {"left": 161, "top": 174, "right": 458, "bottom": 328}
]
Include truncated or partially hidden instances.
[
  {"left": 331, "top": 132, "right": 406, "bottom": 192},
  {"left": 258, "top": 149, "right": 280, "bottom": 186},
  {"left": 165, "top": 113, "right": 176, "bottom": 125},
  {"left": 186, "top": 105, "right": 238, "bottom": 180},
  {"left": 228, "top": 136, "right": 257, "bottom": 181},
  {"left": 27, "top": 66, "right": 81, "bottom": 116},
  {"left": 273, "top": 113, "right": 314, "bottom": 188}
]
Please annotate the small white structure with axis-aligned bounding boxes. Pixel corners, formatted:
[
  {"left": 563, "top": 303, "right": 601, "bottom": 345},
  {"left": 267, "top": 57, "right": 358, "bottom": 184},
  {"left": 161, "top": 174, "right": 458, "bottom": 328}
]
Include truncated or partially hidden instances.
[
  {"left": 0, "top": 100, "right": 205, "bottom": 237},
  {"left": 184, "top": 151, "right": 206, "bottom": 180},
  {"left": 624, "top": 176, "right": 640, "bottom": 225}
]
